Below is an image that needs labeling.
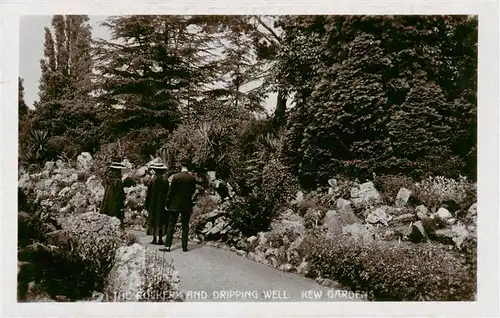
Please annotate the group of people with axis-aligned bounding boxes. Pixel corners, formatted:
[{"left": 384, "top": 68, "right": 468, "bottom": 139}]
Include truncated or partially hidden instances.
[{"left": 99, "top": 158, "right": 197, "bottom": 252}]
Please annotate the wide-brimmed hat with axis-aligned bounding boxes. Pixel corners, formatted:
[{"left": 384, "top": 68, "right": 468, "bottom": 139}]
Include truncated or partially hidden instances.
[
  {"left": 109, "top": 161, "right": 127, "bottom": 169},
  {"left": 148, "top": 162, "right": 168, "bottom": 170}
]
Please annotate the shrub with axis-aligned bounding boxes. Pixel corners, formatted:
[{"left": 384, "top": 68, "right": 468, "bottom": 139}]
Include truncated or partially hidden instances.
[
  {"left": 373, "top": 174, "right": 414, "bottom": 204},
  {"left": 166, "top": 122, "right": 237, "bottom": 179},
  {"left": 300, "top": 232, "right": 476, "bottom": 301},
  {"left": 190, "top": 195, "right": 219, "bottom": 235},
  {"left": 413, "top": 176, "right": 475, "bottom": 211},
  {"left": 228, "top": 194, "right": 272, "bottom": 237},
  {"left": 140, "top": 250, "right": 182, "bottom": 302}
]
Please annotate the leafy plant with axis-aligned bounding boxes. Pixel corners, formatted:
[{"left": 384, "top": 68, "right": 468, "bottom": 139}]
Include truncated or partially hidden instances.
[
  {"left": 28, "top": 129, "right": 50, "bottom": 162},
  {"left": 300, "top": 232, "right": 476, "bottom": 301}
]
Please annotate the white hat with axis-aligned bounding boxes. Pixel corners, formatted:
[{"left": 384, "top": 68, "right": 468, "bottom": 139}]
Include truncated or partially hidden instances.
[
  {"left": 109, "top": 161, "right": 126, "bottom": 169},
  {"left": 148, "top": 162, "right": 168, "bottom": 170}
]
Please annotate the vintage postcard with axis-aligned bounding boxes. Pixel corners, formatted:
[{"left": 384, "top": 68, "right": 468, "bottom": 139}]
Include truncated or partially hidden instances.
[{"left": 1, "top": 0, "right": 499, "bottom": 317}]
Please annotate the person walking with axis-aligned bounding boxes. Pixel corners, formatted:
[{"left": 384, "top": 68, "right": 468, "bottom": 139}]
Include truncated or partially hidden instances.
[
  {"left": 145, "top": 161, "right": 170, "bottom": 245},
  {"left": 163, "top": 159, "right": 197, "bottom": 252},
  {"left": 100, "top": 160, "right": 126, "bottom": 228}
]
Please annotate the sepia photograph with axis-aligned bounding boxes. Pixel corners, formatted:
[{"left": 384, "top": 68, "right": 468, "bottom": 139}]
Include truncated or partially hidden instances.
[{"left": 2, "top": 1, "right": 499, "bottom": 317}]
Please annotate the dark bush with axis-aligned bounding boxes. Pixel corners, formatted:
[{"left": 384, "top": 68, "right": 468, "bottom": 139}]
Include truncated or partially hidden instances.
[
  {"left": 300, "top": 233, "right": 476, "bottom": 301},
  {"left": 373, "top": 174, "right": 414, "bottom": 204}
]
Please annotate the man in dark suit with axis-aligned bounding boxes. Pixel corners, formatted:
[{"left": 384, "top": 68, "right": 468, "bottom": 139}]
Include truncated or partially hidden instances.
[{"left": 163, "top": 159, "right": 197, "bottom": 252}]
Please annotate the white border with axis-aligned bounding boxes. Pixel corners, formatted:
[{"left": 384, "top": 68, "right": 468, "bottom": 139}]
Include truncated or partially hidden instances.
[{"left": 2, "top": 1, "right": 499, "bottom": 317}]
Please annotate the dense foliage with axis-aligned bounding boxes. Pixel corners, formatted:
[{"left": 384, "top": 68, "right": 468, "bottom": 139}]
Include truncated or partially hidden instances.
[
  {"left": 300, "top": 232, "right": 476, "bottom": 301},
  {"left": 277, "top": 15, "right": 477, "bottom": 188}
]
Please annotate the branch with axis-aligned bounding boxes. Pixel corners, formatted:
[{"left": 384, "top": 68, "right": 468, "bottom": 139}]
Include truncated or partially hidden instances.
[{"left": 255, "top": 16, "right": 282, "bottom": 44}]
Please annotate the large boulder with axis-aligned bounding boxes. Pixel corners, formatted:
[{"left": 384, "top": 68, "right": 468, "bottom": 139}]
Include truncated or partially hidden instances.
[
  {"left": 409, "top": 221, "right": 428, "bottom": 243},
  {"left": 104, "top": 244, "right": 145, "bottom": 301},
  {"left": 395, "top": 187, "right": 412, "bottom": 207},
  {"left": 58, "top": 212, "right": 125, "bottom": 269},
  {"left": 416, "top": 205, "right": 429, "bottom": 220},
  {"left": 433, "top": 224, "right": 470, "bottom": 249},
  {"left": 435, "top": 207, "right": 453, "bottom": 221},
  {"left": 85, "top": 176, "right": 105, "bottom": 205},
  {"left": 350, "top": 181, "right": 381, "bottom": 208}
]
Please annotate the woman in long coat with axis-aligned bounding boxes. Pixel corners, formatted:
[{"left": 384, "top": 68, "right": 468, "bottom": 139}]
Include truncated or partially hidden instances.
[
  {"left": 100, "top": 161, "right": 126, "bottom": 228},
  {"left": 145, "top": 162, "right": 169, "bottom": 244}
]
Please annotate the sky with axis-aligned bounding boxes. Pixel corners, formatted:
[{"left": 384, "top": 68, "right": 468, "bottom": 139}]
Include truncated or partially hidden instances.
[{"left": 19, "top": 15, "right": 278, "bottom": 113}]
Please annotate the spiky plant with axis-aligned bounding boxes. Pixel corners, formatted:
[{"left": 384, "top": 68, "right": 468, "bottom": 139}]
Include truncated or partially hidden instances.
[{"left": 29, "top": 129, "right": 50, "bottom": 161}]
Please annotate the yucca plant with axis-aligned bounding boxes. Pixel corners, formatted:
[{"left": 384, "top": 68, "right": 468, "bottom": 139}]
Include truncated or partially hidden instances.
[{"left": 28, "top": 129, "right": 50, "bottom": 161}]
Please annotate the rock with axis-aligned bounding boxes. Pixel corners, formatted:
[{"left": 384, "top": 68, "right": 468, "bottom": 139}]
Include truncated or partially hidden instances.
[
  {"left": 41, "top": 170, "right": 50, "bottom": 179},
  {"left": 265, "top": 247, "right": 277, "bottom": 257},
  {"left": 350, "top": 181, "right": 381, "bottom": 208},
  {"left": 342, "top": 223, "right": 376, "bottom": 243},
  {"left": 296, "top": 191, "right": 304, "bottom": 202},
  {"left": 296, "top": 261, "right": 310, "bottom": 275},
  {"left": 391, "top": 213, "right": 416, "bottom": 225},
  {"left": 247, "top": 236, "right": 257, "bottom": 244},
  {"left": 365, "top": 206, "right": 392, "bottom": 226},
  {"left": 336, "top": 198, "right": 352, "bottom": 213},
  {"left": 70, "top": 174, "right": 78, "bottom": 183},
  {"left": 201, "top": 209, "right": 225, "bottom": 221},
  {"left": 279, "top": 263, "right": 294, "bottom": 272},
  {"left": 104, "top": 243, "right": 146, "bottom": 301},
  {"left": 236, "top": 250, "right": 247, "bottom": 257},
  {"left": 268, "top": 257, "right": 279, "bottom": 268},
  {"left": 433, "top": 228, "right": 455, "bottom": 245},
  {"left": 76, "top": 152, "right": 93, "bottom": 170},
  {"left": 416, "top": 205, "right": 429, "bottom": 219},
  {"left": 328, "top": 187, "right": 335, "bottom": 195},
  {"left": 409, "top": 221, "right": 428, "bottom": 243},
  {"left": 59, "top": 212, "right": 124, "bottom": 262},
  {"left": 247, "top": 252, "right": 256, "bottom": 262},
  {"left": 323, "top": 210, "right": 339, "bottom": 230},
  {"left": 291, "top": 191, "right": 305, "bottom": 205},
  {"left": 328, "top": 178, "right": 338, "bottom": 188},
  {"left": 434, "top": 224, "right": 470, "bottom": 248},
  {"left": 446, "top": 218, "right": 457, "bottom": 225},
  {"left": 435, "top": 207, "right": 453, "bottom": 220},
  {"left": 55, "top": 159, "right": 66, "bottom": 169},
  {"left": 136, "top": 167, "right": 147, "bottom": 178},
  {"left": 257, "top": 232, "right": 268, "bottom": 246},
  {"left": 44, "top": 161, "right": 55, "bottom": 172},
  {"left": 395, "top": 187, "right": 412, "bottom": 207}
]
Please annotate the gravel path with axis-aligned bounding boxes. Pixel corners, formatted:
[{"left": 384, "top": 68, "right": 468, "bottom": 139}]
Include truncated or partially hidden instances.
[{"left": 131, "top": 231, "right": 365, "bottom": 302}]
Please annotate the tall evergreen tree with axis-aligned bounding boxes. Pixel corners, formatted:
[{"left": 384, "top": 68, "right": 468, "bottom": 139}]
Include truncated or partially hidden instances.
[
  {"left": 38, "top": 15, "right": 93, "bottom": 104},
  {"left": 277, "top": 15, "right": 477, "bottom": 185},
  {"left": 18, "top": 77, "right": 29, "bottom": 118}
]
